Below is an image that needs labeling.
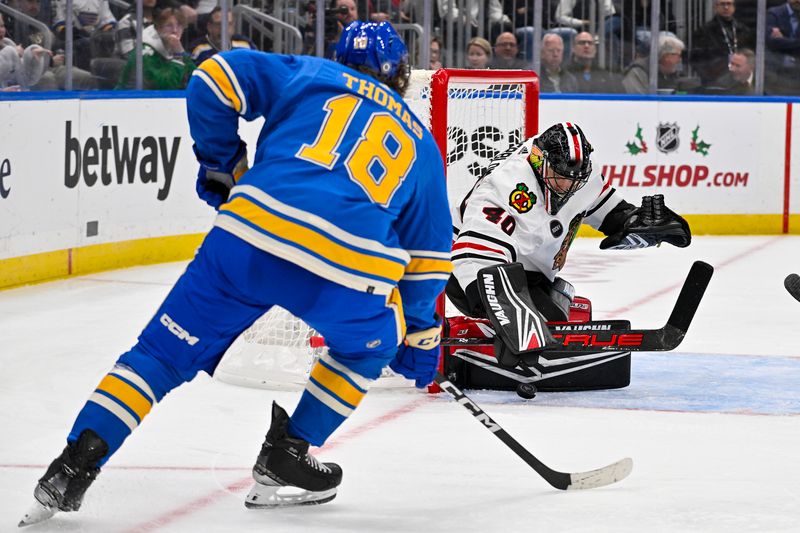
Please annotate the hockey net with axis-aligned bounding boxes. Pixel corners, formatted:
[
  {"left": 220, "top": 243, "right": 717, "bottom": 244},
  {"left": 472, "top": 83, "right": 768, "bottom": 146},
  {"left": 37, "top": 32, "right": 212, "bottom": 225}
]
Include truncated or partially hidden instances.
[{"left": 214, "top": 69, "right": 539, "bottom": 391}]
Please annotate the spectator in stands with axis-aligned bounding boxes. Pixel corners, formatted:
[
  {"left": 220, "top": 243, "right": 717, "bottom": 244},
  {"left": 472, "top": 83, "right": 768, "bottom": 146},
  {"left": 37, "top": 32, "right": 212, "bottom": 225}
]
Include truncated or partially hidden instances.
[
  {"left": 116, "top": 7, "right": 195, "bottom": 90},
  {"left": 367, "top": 0, "right": 409, "bottom": 23},
  {"left": 554, "top": 0, "right": 620, "bottom": 41},
  {"left": 539, "top": 32, "right": 578, "bottom": 92},
  {"left": 163, "top": 0, "right": 198, "bottom": 32},
  {"left": 190, "top": 6, "right": 255, "bottom": 65},
  {"left": 621, "top": 0, "right": 678, "bottom": 67},
  {"left": 502, "top": 0, "right": 536, "bottom": 60},
  {"left": 323, "top": 0, "right": 358, "bottom": 58},
  {"left": 465, "top": 36, "right": 491, "bottom": 69},
  {"left": 567, "top": 31, "right": 624, "bottom": 93},
  {"left": 621, "top": 0, "right": 678, "bottom": 35},
  {"left": 1, "top": 8, "right": 96, "bottom": 91},
  {"left": 437, "top": 0, "right": 510, "bottom": 43},
  {"left": 720, "top": 48, "right": 755, "bottom": 94},
  {"left": 430, "top": 35, "right": 443, "bottom": 69},
  {"left": 5, "top": 0, "right": 51, "bottom": 48},
  {"left": 115, "top": 0, "right": 157, "bottom": 58},
  {"left": 552, "top": 0, "right": 621, "bottom": 67},
  {"left": 489, "top": 31, "right": 527, "bottom": 68},
  {"left": 0, "top": 13, "right": 50, "bottom": 90},
  {"left": 52, "top": 0, "right": 117, "bottom": 71},
  {"left": 765, "top": 0, "right": 800, "bottom": 95},
  {"left": 622, "top": 33, "right": 686, "bottom": 94},
  {"left": 336, "top": 0, "right": 359, "bottom": 26},
  {"left": 690, "top": 0, "right": 754, "bottom": 88}
]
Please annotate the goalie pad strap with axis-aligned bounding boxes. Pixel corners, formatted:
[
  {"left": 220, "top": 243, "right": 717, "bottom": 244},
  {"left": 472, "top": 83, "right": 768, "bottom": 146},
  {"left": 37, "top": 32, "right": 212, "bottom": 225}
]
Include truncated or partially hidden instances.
[{"left": 476, "top": 263, "right": 555, "bottom": 355}]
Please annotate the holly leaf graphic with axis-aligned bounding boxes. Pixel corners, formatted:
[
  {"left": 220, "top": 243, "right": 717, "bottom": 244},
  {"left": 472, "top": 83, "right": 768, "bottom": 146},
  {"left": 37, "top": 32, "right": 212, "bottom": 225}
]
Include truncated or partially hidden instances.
[
  {"left": 626, "top": 141, "right": 643, "bottom": 155},
  {"left": 694, "top": 140, "right": 711, "bottom": 156}
]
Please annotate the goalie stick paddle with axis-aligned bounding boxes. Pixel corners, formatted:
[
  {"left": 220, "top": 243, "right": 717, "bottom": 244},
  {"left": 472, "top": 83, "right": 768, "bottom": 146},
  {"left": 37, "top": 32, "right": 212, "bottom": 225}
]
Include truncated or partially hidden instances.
[
  {"left": 435, "top": 373, "right": 633, "bottom": 490},
  {"left": 442, "top": 260, "right": 714, "bottom": 354},
  {"left": 785, "top": 273, "right": 800, "bottom": 303}
]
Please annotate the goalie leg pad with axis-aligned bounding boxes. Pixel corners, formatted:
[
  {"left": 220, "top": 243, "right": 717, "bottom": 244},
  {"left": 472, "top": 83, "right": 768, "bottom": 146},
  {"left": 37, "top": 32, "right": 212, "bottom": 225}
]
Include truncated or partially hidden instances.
[
  {"left": 443, "top": 312, "right": 631, "bottom": 392},
  {"left": 476, "top": 263, "right": 556, "bottom": 358}
]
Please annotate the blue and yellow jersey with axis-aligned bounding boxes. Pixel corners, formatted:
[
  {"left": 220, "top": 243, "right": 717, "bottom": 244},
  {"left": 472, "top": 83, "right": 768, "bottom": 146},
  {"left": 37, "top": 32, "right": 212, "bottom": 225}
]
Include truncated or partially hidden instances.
[{"left": 186, "top": 49, "right": 452, "bottom": 330}]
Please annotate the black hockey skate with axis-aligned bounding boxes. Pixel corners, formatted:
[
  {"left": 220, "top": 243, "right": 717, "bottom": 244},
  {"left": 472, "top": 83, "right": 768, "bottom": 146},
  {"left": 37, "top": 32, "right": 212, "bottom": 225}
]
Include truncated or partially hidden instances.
[
  {"left": 245, "top": 402, "right": 342, "bottom": 509},
  {"left": 19, "top": 429, "right": 108, "bottom": 527}
]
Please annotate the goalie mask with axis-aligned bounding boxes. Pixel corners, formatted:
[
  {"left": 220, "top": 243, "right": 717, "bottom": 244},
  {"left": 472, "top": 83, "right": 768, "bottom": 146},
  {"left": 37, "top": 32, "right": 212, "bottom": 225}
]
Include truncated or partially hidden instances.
[
  {"left": 529, "top": 122, "right": 593, "bottom": 214},
  {"left": 335, "top": 21, "right": 410, "bottom": 96}
]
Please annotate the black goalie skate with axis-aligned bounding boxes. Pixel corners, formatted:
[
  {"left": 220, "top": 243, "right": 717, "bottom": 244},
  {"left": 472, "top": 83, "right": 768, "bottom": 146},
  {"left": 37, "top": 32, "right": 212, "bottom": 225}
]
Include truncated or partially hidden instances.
[
  {"left": 245, "top": 402, "right": 342, "bottom": 509},
  {"left": 19, "top": 429, "right": 108, "bottom": 527}
]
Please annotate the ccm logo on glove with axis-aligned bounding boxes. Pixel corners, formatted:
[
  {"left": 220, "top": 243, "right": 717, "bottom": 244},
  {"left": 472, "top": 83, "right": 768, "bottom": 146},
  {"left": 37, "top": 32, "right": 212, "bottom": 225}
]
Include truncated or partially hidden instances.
[{"left": 405, "top": 327, "right": 441, "bottom": 349}]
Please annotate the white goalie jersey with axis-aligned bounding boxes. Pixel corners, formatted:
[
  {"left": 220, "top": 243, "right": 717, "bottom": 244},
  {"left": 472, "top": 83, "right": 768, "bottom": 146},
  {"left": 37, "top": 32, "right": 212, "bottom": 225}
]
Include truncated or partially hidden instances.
[{"left": 451, "top": 136, "right": 627, "bottom": 290}]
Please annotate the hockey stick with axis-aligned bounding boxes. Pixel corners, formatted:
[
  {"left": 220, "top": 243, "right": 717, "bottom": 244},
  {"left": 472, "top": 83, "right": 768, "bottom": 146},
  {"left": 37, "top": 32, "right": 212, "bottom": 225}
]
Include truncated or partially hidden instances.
[
  {"left": 435, "top": 373, "right": 633, "bottom": 490},
  {"left": 785, "top": 273, "right": 800, "bottom": 303},
  {"left": 442, "top": 260, "right": 714, "bottom": 354}
]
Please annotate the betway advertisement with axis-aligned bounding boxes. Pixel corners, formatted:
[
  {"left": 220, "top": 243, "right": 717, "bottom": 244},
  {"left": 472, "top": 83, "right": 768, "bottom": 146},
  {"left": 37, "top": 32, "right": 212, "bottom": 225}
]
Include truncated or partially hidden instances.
[
  {"left": 0, "top": 98, "right": 217, "bottom": 260},
  {"left": 538, "top": 99, "right": 789, "bottom": 214}
]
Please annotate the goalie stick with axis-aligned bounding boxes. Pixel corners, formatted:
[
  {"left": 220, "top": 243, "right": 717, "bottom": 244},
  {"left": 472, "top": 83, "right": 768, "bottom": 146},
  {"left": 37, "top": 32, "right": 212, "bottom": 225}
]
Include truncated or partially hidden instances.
[
  {"left": 785, "top": 273, "right": 800, "bottom": 303},
  {"left": 443, "top": 260, "right": 713, "bottom": 355},
  {"left": 435, "top": 372, "right": 633, "bottom": 490}
]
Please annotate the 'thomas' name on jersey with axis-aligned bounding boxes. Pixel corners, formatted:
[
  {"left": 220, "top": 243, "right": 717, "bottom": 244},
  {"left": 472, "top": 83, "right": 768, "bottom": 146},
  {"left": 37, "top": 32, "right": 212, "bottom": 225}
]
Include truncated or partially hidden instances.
[
  {"left": 451, "top": 136, "right": 626, "bottom": 288},
  {"left": 186, "top": 50, "right": 452, "bottom": 329}
]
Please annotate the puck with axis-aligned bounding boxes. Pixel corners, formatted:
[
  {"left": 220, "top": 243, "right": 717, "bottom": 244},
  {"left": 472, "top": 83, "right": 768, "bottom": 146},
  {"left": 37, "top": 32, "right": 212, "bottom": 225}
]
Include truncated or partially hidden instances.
[{"left": 516, "top": 382, "right": 537, "bottom": 399}]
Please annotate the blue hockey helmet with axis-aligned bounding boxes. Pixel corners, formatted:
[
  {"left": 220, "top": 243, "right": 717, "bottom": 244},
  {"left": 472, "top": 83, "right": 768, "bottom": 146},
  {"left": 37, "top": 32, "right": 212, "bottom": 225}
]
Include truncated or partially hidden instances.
[{"left": 335, "top": 21, "right": 409, "bottom": 88}]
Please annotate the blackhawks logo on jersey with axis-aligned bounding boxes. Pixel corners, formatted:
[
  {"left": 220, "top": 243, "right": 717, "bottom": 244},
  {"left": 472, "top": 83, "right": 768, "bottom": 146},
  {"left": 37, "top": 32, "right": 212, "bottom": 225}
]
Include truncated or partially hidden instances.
[{"left": 509, "top": 183, "right": 535, "bottom": 213}]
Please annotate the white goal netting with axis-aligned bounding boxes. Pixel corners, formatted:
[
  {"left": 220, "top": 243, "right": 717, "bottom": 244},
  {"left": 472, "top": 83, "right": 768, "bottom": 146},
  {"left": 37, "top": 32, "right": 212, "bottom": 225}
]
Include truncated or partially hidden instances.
[{"left": 214, "top": 69, "right": 538, "bottom": 391}]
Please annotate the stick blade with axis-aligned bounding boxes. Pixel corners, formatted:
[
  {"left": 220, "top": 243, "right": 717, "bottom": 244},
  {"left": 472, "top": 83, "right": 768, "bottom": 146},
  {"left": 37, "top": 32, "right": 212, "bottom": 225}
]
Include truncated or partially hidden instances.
[
  {"left": 785, "top": 273, "right": 800, "bottom": 302},
  {"left": 666, "top": 260, "right": 714, "bottom": 333},
  {"left": 567, "top": 457, "right": 634, "bottom": 491}
]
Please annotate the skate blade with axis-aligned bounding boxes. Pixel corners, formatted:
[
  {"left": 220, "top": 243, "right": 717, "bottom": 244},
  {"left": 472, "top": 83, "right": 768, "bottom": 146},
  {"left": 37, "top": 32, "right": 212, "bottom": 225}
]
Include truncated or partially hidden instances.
[
  {"left": 18, "top": 500, "right": 57, "bottom": 527},
  {"left": 244, "top": 482, "right": 337, "bottom": 509}
]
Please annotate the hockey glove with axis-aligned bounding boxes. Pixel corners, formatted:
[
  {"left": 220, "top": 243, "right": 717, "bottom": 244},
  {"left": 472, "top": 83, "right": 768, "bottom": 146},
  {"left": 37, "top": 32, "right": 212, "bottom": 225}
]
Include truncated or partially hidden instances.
[
  {"left": 600, "top": 194, "right": 691, "bottom": 250},
  {"left": 389, "top": 324, "right": 442, "bottom": 388},
  {"left": 195, "top": 142, "right": 249, "bottom": 210}
]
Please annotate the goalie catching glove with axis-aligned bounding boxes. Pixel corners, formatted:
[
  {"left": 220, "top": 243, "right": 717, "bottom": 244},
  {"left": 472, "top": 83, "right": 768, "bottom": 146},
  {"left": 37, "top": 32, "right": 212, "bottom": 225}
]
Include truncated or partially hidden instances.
[
  {"left": 600, "top": 194, "right": 691, "bottom": 250},
  {"left": 195, "top": 141, "right": 249, "bottom": 209},
  {"left": 389, "top": 322, "right": 442, "bottom": 388}
]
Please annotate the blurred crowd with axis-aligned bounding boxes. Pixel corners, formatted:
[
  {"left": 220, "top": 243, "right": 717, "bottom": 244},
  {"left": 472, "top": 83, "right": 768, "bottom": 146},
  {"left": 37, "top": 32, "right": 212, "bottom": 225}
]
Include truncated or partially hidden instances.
[{"left": 0, "top": 0, "right": 798, "bottom": 96}]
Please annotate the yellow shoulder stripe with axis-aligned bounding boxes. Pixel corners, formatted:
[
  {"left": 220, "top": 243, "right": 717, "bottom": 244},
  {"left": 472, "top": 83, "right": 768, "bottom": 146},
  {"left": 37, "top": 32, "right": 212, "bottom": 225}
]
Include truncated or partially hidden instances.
[
  {"left": 222, "top": 196, "right": 406, "bottom": 282},
  {"left": 406, "top": 257, "right": 453, "bottom": 275},
  {"left": 198, "top": 57, "right": 242, "bottom": 113}
]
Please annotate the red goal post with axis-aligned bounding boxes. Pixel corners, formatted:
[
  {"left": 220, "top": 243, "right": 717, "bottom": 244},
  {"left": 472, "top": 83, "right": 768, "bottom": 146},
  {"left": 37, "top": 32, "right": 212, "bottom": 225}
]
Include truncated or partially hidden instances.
[{"left": 214, "top": 68, "right": 539, "bottom": 392}]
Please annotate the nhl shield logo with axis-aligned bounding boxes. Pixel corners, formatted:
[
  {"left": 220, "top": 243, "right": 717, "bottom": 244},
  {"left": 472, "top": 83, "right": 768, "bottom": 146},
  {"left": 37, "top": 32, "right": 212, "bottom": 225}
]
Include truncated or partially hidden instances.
[{"left": 656, "top": 123, "right": 680, "bottom": 154}]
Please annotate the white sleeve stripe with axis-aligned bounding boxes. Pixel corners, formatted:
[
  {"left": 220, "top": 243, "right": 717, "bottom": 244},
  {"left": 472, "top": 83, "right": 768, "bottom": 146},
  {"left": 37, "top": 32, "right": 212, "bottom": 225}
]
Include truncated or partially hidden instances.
[
  {"left": 110, "top": 365, "right": 156, "bottom": 404},
  {"left": 401, "top": 272, "right": 451, "bottom": 281},
  {"left": 89, "top": 393, "right": 138, "bottom": 432},
  {"left": 305, "top": 380, "right": 354, "bottom": 417},
  {"left": 212, "top": 55, "right": 247, "bottom": 116},
  {"left": 407, "top": 249, "right": 452, "bottom": 260},
  {"left": 320, "top": 353, "right": 373, "bottom": 390},
  {"left": 192, "top": 70, "right": 235, "bottom": 109}
]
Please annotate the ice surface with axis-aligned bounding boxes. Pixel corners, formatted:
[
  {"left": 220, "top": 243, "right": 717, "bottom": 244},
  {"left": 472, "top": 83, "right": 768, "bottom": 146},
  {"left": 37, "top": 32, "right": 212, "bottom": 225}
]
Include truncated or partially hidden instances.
[{"left": 2, "top": 236, "right": 799, "bottom": 532}]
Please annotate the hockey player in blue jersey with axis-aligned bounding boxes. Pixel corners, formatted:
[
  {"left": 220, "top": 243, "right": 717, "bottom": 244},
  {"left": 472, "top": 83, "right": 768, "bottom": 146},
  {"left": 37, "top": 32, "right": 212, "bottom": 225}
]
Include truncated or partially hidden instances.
[{"left": 21, "top": 21, "right": 452, "bottom": 525}]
